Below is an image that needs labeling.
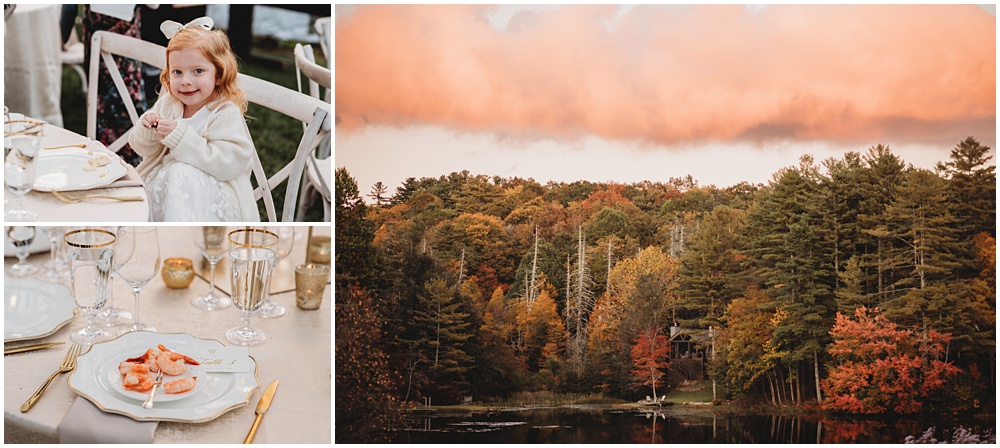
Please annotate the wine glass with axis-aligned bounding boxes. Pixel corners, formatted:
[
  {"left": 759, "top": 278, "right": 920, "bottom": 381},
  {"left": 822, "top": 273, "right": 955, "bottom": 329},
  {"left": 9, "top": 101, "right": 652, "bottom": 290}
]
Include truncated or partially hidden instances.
[
  {"left": 7, "top": 226, "right": 38, "bottom": 277},
  {"left": 258, "top": 226, "right": 294, "bottom": 318},
  {"left": 191, "top": 226, "right": 232, "bottom": 311},
  {"left": 38, "top": 226, "right": 69, "bottom": 283},
  {"left": 225, "top": 228, "right": 277, "bottom": 346},
  {"left": 115, "top": 227, "right": 160, "bottom": 332},
  {"left": 64, "top": 228, "right": 115, "bottom": 345},
  {"left": 4, "top": 134, "right": 40, "bottom": 221}
]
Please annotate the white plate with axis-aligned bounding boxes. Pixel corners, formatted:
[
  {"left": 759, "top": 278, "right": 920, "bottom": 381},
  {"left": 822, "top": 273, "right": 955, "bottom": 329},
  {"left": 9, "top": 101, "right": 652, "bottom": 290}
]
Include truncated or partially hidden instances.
[
  {"left": 32, "top": 149, "right": 127, "bottom": 192},
  {"left": 109, "top": 357, "right": 207, "bottom": 403},
  {"left": 69, "top": 331, "right": 260, "bottom": 422},
  {"left": 4, "top": 277, "right": 76, "bottom": 342},
  {"left": 3, "top": 226, "right": 51, "bottom": 257}
]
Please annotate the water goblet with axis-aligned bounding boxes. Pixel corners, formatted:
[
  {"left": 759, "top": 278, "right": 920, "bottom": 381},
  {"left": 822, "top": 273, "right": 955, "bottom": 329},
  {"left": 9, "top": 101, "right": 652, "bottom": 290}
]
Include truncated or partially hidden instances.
[
  {"left": 7, "top": 226, "right": 38, "bottom": 277},
  {"left": 38, "top": 226, "right": 69, "bottom": 283},
  {"left": 192, "top": 226, "right": 232, "bottom": 311},
  {"left": 5, "top": 134, "right": 40, "bottom": 221},
  {"left": 257, "top": 226, "right": 294, "bottom": 319},
  {"left": 115, "top": 227, "right": 160, "bottom": 333},
  {"left": 64, "top": 228, "right": 116, "bottom": 345},
  {"left": 225, "top": 228, "right": 277, "bottom": 347}
]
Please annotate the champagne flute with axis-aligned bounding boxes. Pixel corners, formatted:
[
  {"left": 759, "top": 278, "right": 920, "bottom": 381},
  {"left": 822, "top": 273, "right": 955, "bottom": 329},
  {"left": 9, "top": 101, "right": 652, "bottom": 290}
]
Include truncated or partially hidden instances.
[
  {"left": 225, "top": 228, "right": 277, "bottom": 346},
  {"left": 65, "top": 228, "right": 115, "bottom": 345},
  {"left": 4, "top": 134, "right": 40, "bottom": 221},
  {"left": 7, "top": 226, "right": 38, "bottom": 277},
  {"left": 191, "top": 226, "right": 232, "bottom": 311},
  {"left": 258, "top": 226, "right": 294, "bottom": 318},
  {"left": 38, "top": 226, "right": 69, "bottom": 283},
  {"left": 115, "top": 227, "right": 160, "bottom": 332},
  {"left": 93, "top": 226, "right": 131, "bottom": 327}
]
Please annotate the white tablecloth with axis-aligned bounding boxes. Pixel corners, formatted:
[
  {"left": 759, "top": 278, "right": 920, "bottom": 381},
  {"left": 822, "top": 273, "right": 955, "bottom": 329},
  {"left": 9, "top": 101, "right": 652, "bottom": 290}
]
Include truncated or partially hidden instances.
[
  {"left": 4, "top": 4, "right": 64, "bottom": 127},
  {"left": 4, "top": 121, "right": 149, "bottom": 222},
  {"left": 3, "top": 226, "right": 332, "bottom": 443}
]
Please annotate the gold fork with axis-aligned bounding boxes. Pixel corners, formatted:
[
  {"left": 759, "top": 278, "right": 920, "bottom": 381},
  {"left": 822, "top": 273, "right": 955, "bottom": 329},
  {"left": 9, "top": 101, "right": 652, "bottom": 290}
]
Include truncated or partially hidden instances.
[
  {"left": 21, "top": 343, "right": 82, "bottom": 412},
  {"left": 51, "top": 190, "right": 144, "bottom": 203}
]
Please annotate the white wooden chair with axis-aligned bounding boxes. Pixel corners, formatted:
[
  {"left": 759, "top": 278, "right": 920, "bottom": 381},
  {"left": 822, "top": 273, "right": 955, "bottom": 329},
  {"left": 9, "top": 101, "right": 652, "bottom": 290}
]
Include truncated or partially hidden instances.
[
  {"left": 313, "top": 16, "right": 330, "bottom": 67},
  {"left": 292, "top": 43, "right": 331, "bottom": 222},
  {"left": 87, "top": 31, "right": 331, "bottom": 222},
  {"left": 86, "top": 30, "right": 166, "bottom": 155},
  {"left": 62, "top": 25, "right": 87, "bottom": 94},
  {"left": 238, "top": 74, "right": 330, "bottom": 222}
]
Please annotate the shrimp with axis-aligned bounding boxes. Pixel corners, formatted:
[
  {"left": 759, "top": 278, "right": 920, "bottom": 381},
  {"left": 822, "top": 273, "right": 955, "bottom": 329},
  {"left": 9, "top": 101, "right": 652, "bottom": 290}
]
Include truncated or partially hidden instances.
[
  {"left": 155, "top": 344, "right": 200, "bottom": 376},
  {"left": 119, "top": 362, "right": 154, "bottom": 392},
  {"left": 163, "top": 376, "right": 198, "bottom": 394},
  {"left": 125, "top": 347, "right": 161, "bottom": 373}
]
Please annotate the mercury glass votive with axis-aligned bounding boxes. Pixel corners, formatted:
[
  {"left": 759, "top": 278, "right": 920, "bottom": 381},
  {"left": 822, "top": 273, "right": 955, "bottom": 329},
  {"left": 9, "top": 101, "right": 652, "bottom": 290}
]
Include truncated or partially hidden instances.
[
  {"left": 295, "top": 264, "right": 330, "bottom": 310},
  {"left": 162, "top": 257, "right": 195, "bottom": 289},
  {"left": 307, "top": 235, "right": 331, "bottom": 265}
]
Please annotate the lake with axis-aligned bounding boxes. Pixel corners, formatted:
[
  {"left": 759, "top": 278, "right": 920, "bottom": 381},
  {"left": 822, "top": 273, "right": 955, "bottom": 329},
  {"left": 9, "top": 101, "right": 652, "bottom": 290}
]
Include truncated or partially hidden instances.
[{"left": 391, "top": 405, "right": 994, "bottom": 444}]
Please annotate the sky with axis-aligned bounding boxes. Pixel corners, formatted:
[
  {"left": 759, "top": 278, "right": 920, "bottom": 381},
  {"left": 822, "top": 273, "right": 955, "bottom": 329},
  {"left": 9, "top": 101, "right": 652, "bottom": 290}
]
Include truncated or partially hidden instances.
[{"left": 335, "top": 4, "right": 996, "bottom": 200}]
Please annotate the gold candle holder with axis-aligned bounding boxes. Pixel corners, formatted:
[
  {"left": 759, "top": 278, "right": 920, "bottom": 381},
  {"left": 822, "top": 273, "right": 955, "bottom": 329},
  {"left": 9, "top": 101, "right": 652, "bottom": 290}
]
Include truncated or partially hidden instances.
[
  {"left": 307, "top": 235, "right": 331, "bottom": 265},
  {"left": 295, "top": 264, "right": 330, "bottom": 310},
  {"left": 162, "top": 257, "right": 195, "bottom": 289}
]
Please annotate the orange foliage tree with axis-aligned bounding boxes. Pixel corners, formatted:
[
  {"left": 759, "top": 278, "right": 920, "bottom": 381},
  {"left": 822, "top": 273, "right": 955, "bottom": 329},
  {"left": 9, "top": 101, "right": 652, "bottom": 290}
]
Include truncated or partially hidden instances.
[
  {"left": 630, "top": 328, "right": 671, "bottom": 399},
  {"left": 822, "top": 307, "right": 960, "bottom": 414}
]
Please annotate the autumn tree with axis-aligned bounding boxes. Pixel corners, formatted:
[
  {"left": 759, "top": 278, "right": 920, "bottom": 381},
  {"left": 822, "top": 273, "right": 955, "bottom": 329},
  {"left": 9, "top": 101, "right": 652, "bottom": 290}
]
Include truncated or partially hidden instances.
[
  {"left": 631, "top": 328, "right": 671, "bottom": 399},
  {"left": 335, "top": 285, "right": 398, "bottom": 442},
  {"left": 822, "top": 307, "right": 960, "bottom": 414}
]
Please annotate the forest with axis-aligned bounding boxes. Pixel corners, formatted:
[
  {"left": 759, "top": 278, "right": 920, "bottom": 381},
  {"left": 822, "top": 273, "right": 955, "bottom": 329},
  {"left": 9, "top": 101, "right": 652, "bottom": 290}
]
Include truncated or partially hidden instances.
[{"left": 335, "top": 137, "right": 996, "bottom": 442}]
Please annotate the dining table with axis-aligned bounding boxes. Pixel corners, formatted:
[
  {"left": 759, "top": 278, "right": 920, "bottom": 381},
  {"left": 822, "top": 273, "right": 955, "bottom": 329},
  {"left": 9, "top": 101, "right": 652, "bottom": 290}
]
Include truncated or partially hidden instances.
[
  {"left": 3, "top": 226, "right": 331, "bottom": 443},
  {"left": 3, "top": 118, "right": 149, "bottom": 222}
]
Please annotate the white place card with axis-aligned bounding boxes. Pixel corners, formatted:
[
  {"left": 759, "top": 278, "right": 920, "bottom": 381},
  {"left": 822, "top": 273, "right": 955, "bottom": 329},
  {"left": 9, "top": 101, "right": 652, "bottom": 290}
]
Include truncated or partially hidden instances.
[{"left": 186, "top": 346, "right": 250, "bottom": 373}]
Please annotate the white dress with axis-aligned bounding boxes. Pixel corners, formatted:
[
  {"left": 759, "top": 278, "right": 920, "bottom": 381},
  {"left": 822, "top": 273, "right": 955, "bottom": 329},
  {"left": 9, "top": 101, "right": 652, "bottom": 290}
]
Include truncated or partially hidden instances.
[{"left": 144, "top": 103, "right": 240, "bottom": 222}]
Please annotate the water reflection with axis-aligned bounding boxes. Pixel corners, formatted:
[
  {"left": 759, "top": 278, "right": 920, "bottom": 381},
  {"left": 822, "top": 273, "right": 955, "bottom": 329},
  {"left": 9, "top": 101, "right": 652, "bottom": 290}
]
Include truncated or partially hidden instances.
[{"left": 392, "top": 406, "right": 991, "bottom": 444}]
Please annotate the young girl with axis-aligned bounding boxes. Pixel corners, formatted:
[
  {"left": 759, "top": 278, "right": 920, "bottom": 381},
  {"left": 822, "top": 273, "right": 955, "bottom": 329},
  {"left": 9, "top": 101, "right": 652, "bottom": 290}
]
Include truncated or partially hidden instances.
[{"left": 129, "top": 17, "right": 258, "bottom": 221}]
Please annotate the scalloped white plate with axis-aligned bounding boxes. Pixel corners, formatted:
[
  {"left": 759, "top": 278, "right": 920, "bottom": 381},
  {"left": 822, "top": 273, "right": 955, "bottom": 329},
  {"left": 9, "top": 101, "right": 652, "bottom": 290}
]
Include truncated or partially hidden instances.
[
  {"left": 32, "top": 149, "right": 127, "bottom": 192},
  {"left": 69, "top": 331, "right": 259, "bottom": 422},
  {"left": 4, "top": 277, "right": 76, "bottom": 342}
]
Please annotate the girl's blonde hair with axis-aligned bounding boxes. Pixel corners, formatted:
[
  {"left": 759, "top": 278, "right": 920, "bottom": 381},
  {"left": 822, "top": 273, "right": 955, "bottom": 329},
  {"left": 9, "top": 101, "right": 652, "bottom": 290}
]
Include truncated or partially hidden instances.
[{"left": 160, "top": 27, "right": 247, "bottom": 114}]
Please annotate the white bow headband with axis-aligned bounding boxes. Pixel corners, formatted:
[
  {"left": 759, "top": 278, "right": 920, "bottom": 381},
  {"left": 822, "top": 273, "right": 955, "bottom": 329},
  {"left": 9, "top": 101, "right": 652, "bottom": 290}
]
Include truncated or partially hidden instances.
[{"left": 160, "top": 16, "right": 214, "bottom": 39}]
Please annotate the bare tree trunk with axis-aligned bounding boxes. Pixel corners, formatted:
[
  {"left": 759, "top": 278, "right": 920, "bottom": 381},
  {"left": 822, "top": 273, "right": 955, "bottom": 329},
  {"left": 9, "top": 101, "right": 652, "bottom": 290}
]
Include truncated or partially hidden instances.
[{"left": 813, "top": 350, "right": 823, "bottom": 404}]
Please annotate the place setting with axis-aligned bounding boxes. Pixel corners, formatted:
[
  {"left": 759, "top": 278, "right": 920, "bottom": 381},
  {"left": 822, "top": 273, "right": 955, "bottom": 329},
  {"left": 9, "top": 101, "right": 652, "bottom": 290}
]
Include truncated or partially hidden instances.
[
  {"left": 4, "top": 108, "right": 147, "bottom": 222},
  {"left": 4, "top": 226, "right": 329, "bottom": 443}
]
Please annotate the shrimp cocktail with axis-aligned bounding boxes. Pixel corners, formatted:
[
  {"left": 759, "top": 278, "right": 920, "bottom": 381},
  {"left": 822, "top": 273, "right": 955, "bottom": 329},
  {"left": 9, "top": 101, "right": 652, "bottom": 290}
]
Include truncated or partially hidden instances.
[{"left": 225, "top": 228, "right": 278, "bottom": 347}]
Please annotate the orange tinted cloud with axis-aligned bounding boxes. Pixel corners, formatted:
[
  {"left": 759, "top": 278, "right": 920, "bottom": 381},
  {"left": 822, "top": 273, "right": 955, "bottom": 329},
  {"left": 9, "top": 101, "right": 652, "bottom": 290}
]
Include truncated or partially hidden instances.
[{"left": 336, "top": 5, "right": 995, "bottom": 147}]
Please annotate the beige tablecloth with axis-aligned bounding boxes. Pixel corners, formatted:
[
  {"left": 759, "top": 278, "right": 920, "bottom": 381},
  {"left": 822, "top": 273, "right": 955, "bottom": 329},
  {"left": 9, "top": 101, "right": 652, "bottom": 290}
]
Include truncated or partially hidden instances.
[
  {"left": 4, "top": 4, "right": 64, "bottom": 127},
  {"left": 4, "top": 122, "right": 149, "bottom": 222},
  {"left": 3, "top": 226, "right": 332, "bottom": 444}
]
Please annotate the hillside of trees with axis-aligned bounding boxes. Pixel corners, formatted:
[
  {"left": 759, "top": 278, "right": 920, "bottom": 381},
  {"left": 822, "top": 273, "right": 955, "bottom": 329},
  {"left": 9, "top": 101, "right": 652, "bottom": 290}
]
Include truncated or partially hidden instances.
[{"left": 336, "top": 138, "right": 995, "bottom": 441}]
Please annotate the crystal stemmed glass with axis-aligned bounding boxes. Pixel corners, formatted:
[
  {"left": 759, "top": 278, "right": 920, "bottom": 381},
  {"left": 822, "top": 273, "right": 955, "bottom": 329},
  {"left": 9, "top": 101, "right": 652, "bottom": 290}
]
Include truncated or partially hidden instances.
[
  {"left": 115, "top": 227, "right": 160, "bottom": 333},
  {"left": 257, "top": 226, "right": 294, "bottom": 318},
  {"left": 192, "top": 226, "right": 232, "bottom": 310},
  {"left": 38, "top": 226, "right": 69, "bottom": 283},
  {"left": 92, "top": 226, "right": 131, "bottom": 327},
  {"left": 4, "top": 134, "right": 40, "bottom": 221},
  {"left": 7, "top": 226, "right": 38, "bottom": 277},
  {"left": 226, "top": 228, "right": 277, "bottom": 346},
  {"left": 64, "top": 228, "right": 115, "bottom": 345}
]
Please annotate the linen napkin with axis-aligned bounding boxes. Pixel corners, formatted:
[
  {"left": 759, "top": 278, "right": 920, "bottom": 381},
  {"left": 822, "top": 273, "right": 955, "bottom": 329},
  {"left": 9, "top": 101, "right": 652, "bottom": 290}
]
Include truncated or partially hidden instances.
[
  {"left": 57, "top": 397, "right": 157, "bottom": 443},
  {"left": 105, "top": 166, "right": 144, "bottom": 189}
]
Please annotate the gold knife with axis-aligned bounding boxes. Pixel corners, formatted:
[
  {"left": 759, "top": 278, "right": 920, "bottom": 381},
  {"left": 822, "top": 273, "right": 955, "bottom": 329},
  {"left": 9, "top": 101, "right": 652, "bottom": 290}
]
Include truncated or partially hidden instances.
[
  {"left": 244, "top": 380, "right": 278, "bottom": 444},
  {"left": 4, "top": 342, "right": 65, "bottom": 355}
]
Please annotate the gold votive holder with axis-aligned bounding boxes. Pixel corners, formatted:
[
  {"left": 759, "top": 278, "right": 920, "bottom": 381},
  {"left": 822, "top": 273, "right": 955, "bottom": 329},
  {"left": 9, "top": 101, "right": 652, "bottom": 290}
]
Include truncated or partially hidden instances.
[
  {"left": 307, "top": 235, "right": 331, "bottom": 265},
  {"left": 162, "top": 257, "right": 195, "bottom": 289},
  {"left": 295, "top": 264, "right": 330, "bottom": 310}
]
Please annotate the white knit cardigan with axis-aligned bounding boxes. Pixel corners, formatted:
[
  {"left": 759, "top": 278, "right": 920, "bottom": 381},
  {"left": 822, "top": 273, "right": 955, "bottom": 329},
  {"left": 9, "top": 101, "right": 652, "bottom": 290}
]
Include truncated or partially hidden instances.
[{"left": 129, "top": 95, "right": 259, "bottom": 222}]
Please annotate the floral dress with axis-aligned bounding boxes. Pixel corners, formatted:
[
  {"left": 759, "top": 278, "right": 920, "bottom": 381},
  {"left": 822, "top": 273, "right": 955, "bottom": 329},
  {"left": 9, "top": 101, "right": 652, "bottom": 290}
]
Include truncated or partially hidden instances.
[{"left": 82, "top": 5, "right": 146, "bottom": 167}]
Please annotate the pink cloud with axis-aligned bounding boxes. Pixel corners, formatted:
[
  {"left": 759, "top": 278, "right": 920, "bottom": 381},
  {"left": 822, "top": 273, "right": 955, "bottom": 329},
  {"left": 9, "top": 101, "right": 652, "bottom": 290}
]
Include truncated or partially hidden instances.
[{"left": 336, "top": 5, "right": 995, "bottom": 148}]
